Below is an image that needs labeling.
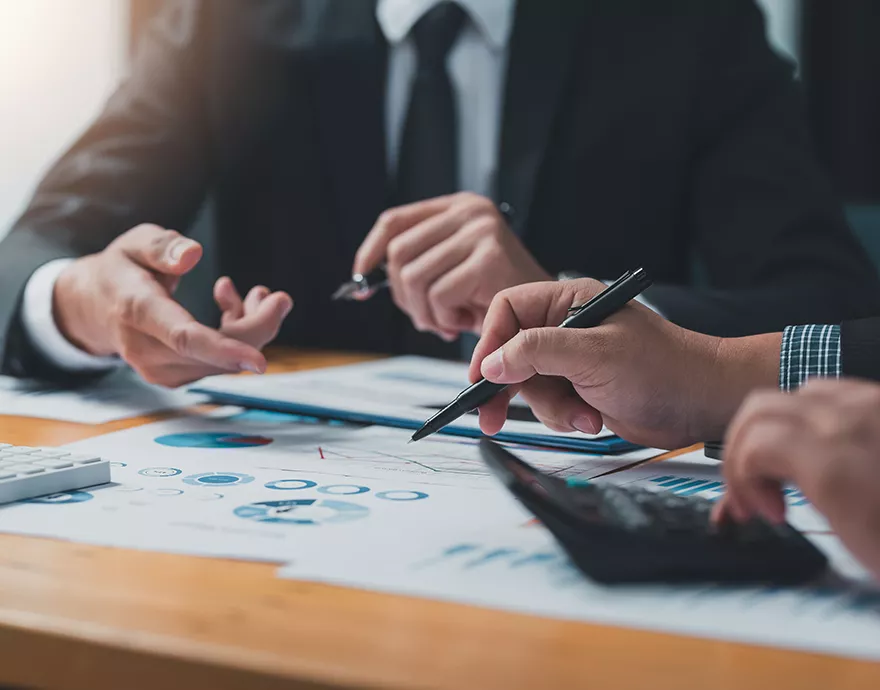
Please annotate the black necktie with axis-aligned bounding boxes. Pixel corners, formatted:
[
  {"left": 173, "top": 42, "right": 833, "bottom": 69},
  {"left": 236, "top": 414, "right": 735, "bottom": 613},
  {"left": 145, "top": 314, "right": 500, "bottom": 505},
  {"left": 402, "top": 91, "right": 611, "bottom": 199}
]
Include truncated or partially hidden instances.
[{"left": 395, "top": 1, "right": 468, "bottom": 204}]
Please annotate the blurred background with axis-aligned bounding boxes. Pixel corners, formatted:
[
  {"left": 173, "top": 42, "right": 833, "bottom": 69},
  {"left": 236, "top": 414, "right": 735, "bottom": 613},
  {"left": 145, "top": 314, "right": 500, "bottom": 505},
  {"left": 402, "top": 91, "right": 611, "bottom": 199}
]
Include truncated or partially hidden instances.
[{"left": 1, "top": 0, "right": 877, "bottom": 244}]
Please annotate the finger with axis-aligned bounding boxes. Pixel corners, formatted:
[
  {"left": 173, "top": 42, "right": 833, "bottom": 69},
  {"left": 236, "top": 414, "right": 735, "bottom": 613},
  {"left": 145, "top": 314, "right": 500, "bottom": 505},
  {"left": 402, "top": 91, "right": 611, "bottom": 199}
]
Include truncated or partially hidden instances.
[
  {"left": 397, "top": 234, "right": 473, "bottom": 333},
  {"left": 223, "top": 291, "right": 293, "bottom": 348},
  {"left": 519, "top": 376, "right": 603, "bottom": 434},
  {"left": 469, "top": 279, "right": 606, "bottom": 384},
  {"left": 354, "top": 196, "right": 456, "bottom": 276},
  {"left": 479, "top": 328, "right": 600, "bottom": 385},
  {"left": 113, "top": 224, "right": 202, "bottom": 276},
  {"left": 750, "top": 479, "right": 788, "bottom": 524},
  {"left": 429, "top": 243, "right": 493, "bottom": 334},
  {"left": 214, "top": 277, "right": 244, "bottom": 320},
  {"left": 117, "top": 331, "right": 230, "bottom": 388},
  {"left": 244, "top": 285, "right": 270, "bottom": 313},
  {"left": 117, "top": 289, "right": 266, "bottom": 373},
  {"left": 723, "top": 391, "right": 799, "bottom": 460},
  {"left": 723, "top": 413, "right": 804, "bottom": 521},
  {"left": 718, "top": 487, "right": 751, "bottom": 523},
  {"left": 477, "top": 387, "right": 518, "bottom": 436}
]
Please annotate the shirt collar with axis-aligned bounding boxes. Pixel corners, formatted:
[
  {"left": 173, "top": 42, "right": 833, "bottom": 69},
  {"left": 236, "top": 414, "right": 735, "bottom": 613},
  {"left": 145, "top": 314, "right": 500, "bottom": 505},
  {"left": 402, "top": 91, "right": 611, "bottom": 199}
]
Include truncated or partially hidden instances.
[{"left": 377, "top": 0, "right": 515, "bottom": 50}]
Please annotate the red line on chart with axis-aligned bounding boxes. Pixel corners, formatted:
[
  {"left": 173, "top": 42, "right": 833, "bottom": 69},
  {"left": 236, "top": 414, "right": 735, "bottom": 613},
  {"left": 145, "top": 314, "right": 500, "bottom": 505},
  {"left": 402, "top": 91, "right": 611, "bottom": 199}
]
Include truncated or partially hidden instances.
[{"left": 318, "top": 446, "right": 325, "bottom": 459}]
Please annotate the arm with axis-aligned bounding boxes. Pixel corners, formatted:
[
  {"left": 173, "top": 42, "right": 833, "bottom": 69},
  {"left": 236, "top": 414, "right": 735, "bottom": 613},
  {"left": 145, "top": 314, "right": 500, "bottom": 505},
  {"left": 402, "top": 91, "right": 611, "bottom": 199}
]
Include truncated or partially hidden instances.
[
  {"left": 646, "top": 0, "right": 880, "bottom": 336},
  {"left": 0, "top": 0, "right": 213, "bottom": 378}
]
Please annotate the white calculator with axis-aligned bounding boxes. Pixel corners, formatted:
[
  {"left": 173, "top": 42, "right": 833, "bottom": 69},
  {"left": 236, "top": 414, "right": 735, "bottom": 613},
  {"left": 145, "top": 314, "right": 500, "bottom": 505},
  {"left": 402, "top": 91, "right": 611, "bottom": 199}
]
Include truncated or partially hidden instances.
[{"left": 0, "top": 444, "right": 110, "bottom": 504}]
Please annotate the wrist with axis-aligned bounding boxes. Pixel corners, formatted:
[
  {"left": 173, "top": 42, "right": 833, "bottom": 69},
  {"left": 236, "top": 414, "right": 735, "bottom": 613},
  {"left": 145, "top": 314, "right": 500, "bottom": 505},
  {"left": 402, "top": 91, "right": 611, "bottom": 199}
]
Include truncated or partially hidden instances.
[
  {"left": 690, "top": 332, "right": 782, "bottom": 441},
  {"left": 53, "top": 260, "right": 114, "bottom": 357}
]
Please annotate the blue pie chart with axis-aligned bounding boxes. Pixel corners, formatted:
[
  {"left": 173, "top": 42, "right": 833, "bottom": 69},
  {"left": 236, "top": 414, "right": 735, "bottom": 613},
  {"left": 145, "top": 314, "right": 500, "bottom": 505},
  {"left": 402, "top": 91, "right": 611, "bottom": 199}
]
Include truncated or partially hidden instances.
[
  {"left": 155, "top": 432, "right": 274, "bottom": 448},
  {"left": 233, "top": 499, "right": 369, "bottom": 526}
]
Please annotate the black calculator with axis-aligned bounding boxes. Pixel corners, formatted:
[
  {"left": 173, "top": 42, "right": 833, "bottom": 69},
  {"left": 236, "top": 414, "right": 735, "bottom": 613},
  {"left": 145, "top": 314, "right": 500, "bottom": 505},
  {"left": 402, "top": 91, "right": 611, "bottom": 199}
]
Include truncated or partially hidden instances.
[{"left": 479, "top": 439, "right": 828, "bottom": 585}]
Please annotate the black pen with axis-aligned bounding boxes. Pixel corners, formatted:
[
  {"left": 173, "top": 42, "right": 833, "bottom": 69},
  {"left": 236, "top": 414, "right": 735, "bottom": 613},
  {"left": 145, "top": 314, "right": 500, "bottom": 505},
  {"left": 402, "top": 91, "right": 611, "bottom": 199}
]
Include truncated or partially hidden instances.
[{"left": 409, "top": 268, "right": 653, "bottom": 444}]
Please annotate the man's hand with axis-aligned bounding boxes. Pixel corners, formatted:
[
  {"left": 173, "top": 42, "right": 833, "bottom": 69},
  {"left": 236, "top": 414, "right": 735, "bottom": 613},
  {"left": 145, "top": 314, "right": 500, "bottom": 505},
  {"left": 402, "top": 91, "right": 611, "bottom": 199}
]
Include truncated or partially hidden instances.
[
  {"left": 715, "top": 380, "right": 880, "bottom": 580},
  {"left": 53, "top": 224, "right": 293, "bottom": 387},
  {"left": 354, "top": 193, "right": 551, "bottom": 341},
  {"left": 469, "top": 279, "right": 781, "bottom": 449}
]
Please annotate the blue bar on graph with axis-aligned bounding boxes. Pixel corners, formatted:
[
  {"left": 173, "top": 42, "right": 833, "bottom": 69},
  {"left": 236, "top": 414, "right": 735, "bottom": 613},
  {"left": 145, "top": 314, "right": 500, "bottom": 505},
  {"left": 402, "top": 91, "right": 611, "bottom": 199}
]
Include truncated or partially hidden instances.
[
  {"left": 678, "top": 480, "right": 722, "bottom": 496},
  {"left": 653, "top": 477, "right": 691, "bottom": 488},
  {"left": 669, "top": 479, "right": 709, "bottom": 493}
]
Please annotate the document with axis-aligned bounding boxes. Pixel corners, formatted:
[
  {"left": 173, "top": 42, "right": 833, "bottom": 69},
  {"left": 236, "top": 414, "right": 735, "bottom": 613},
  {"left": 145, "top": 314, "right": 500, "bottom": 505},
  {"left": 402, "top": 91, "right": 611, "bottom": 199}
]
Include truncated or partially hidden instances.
[
  {"left": 192, "top": 357, "right": 635, "bottom": 452},
  {"left": 0, "top": 411, "right": 658, "bottom": 562},
  {"left": 0, "top": 369, "right": 205, "bottom": 424},
  {"left": 280, "top": 499, "right": 880, "bottom": 662}
]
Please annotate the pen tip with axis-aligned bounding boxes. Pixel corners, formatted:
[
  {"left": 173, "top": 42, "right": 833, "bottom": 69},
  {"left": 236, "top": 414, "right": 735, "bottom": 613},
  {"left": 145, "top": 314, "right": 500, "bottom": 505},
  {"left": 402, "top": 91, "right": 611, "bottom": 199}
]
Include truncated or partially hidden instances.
[{"left": 407, "top": 438, "right": 415, "bottom": 445}]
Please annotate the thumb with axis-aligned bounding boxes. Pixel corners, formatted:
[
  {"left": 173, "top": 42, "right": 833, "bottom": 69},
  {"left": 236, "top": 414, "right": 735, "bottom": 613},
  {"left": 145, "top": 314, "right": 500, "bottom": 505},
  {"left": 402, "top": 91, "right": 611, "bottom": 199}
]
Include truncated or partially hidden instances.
[
  {"left": 480, "top": 328, "right": 596, "bottom": 384},
  {"left": 114, "top": 224, "right": 202, "bottom": 276}
]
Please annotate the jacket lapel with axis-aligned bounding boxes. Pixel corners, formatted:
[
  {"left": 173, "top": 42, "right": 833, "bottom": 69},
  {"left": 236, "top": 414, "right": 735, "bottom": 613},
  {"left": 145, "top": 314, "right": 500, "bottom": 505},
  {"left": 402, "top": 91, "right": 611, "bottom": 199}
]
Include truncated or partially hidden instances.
[
  {"left": 495, "top": 0, "right": 591, "bottom": 236},
  {"left": 312, "top": 0, "right": 388, "bottom": 244}
]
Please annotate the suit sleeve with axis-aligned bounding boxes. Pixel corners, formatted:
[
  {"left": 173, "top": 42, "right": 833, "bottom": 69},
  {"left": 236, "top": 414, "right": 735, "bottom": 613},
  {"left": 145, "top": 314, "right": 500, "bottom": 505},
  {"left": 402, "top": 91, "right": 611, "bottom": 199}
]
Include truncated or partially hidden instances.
[
  {"left": 0, "top": 0, "right": 211, "bottom": 379},
  {"left": 644, "top": 0, "right": 880, "bottom": 337},
  {"left": 841, "top": 317, "right": 880, "bottom": 382}
]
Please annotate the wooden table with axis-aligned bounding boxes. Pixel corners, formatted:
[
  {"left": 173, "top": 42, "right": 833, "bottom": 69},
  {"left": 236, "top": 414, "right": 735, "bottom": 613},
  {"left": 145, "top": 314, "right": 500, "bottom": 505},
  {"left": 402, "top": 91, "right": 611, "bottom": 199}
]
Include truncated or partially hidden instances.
[{"left": 0, "top": 349, "right": 877, "bottom": 690}]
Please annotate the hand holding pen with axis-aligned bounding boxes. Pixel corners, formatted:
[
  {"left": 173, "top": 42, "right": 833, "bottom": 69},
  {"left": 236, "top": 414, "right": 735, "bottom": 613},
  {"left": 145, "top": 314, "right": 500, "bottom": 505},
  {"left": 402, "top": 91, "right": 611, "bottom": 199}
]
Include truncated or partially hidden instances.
[
  {"left": 460, "top": 271, "right": 742, "bottom": 451},
  {"left": 335, "top": 193, "right": 550, "bottom": 340}
]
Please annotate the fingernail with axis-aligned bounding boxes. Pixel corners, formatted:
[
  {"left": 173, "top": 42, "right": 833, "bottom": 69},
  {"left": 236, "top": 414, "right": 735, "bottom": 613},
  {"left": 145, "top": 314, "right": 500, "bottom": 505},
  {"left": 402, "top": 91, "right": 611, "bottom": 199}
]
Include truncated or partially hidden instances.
[
  {"left": 282, "top": 300, "right": 294, "bottom": 318},
  {"left": 573, "top": 415, "right": 600, "bottom": 435},
  {"left": 240, "top": 361, "right": 265, "bottom": 374},
  {"left": 481, "top": 348, "right": 503, "bottom": 379},
  {"left": 168, "top": 239, "right": 195, "bottom": 263}
]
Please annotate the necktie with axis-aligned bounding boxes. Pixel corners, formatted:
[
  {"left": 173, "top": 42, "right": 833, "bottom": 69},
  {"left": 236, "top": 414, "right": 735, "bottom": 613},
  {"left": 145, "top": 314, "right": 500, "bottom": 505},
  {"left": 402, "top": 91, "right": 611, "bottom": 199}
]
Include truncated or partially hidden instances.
[
  {"left": 395, "top": 1, "right": 467, "bottom": 204},
  {"left": 395, "top": 2, "right": 469, "bottom": 359}
]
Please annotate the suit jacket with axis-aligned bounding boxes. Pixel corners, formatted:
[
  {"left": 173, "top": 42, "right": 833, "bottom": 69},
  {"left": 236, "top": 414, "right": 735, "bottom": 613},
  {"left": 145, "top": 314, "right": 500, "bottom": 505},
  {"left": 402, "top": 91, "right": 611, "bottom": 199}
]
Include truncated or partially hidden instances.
[
  {"left": 842, "top": 318, "right": 880, "bottom": 381},
  {"left": 3, "top": 0, "right": 879, "bottom": 379}
]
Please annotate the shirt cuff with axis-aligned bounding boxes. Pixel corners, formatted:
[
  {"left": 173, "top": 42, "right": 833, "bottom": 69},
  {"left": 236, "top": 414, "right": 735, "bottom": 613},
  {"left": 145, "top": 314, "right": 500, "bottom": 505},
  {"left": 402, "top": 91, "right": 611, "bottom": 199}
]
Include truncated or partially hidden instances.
[
  {"left": 22, "top": 259, "right": 121, "bottom": 372},
  {"left": 778, "top": 324, "right": 841, "bottom": 392}
]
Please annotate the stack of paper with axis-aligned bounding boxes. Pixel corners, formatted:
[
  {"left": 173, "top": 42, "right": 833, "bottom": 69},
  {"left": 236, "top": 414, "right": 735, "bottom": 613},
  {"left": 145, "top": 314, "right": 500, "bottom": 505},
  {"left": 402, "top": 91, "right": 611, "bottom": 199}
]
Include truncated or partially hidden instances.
[{"left": 192, "top": 357, "right": 637, "bottom": 452}]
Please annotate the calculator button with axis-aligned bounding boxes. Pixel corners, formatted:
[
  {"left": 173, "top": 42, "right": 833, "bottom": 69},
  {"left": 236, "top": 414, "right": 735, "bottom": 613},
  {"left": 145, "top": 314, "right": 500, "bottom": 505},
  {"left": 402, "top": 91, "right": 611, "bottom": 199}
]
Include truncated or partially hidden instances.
[
  {"left": 67, "top": 454, "right": 102, "bottom": 464},
  {"left": 8, "top": 465, "right": 45, "bottom": 475},
  {"left": 0, "top": 472, "right": 15, "bottom": 481},
  {"left": 7, "top": 447, "right": 38, "bottom": 455},
  {"left": 34, "top": 460, "right": 74, "bottom": 470},
  {"left": 34, "top": 449, "right": 71, "bottom": 458},
  {"left": 0, "top": 444, "right": 10, "bottom": 449}
]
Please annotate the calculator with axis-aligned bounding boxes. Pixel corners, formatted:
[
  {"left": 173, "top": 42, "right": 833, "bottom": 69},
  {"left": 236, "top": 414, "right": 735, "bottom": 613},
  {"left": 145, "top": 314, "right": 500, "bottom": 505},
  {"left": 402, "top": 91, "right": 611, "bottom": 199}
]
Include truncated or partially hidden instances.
[
  {"left": 479, "top": 439, "right": 828, "bottom": 585},
  {"left": 0, "top": 443, "right": 110, "bottom": 504}
]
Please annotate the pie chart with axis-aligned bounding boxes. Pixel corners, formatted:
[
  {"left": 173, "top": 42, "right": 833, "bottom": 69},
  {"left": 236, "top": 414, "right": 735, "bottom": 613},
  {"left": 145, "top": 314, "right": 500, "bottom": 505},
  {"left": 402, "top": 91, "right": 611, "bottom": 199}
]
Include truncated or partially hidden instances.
[
  {"left": 154, "top": 432, "right": 274, "bottom": 448},
  {"left": 233, "top": 499, "right": 369, "bottom": 526}
]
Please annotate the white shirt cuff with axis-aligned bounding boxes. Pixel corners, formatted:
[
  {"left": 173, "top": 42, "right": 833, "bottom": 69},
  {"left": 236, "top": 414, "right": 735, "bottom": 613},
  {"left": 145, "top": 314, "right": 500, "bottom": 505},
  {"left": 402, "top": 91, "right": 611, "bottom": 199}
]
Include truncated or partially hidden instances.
[{"left": 22, "top": 259, "right": 121, "bottom": 372}]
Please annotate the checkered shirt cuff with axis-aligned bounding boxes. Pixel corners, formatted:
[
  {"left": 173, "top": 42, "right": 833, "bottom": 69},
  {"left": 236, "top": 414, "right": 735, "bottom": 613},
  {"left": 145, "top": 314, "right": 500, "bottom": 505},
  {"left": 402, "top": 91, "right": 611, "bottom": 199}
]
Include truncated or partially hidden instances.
[{"left": 779, "top": 324, "right": 842, "bottom": 392}]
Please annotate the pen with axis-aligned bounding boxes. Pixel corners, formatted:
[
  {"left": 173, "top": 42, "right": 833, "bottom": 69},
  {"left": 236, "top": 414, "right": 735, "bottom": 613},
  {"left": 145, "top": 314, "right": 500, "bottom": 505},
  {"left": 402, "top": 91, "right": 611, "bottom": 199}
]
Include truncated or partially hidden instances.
[
  {"left": 332, "top": 204, "right": 514, "bottom": 301},
  {"left": 409, "top": 268, "right": 653, "bottom": 444},
  {"left": 331, "top": 266, "right": 389, "bottom": 301}
]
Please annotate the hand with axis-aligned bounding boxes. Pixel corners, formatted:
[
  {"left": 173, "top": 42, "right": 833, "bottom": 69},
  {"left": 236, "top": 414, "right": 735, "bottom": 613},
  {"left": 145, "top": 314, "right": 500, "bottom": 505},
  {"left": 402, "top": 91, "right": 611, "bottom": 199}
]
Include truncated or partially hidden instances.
[
  {"left": 714, "top": 380, "right": 880, "bottom": 580},
  {"left": 354, "top": 193, "right": 551, "bottom": 340},
  {"left": 469, "top": 279, "right": 781, "bottom": 449},
  {"left": 54, "top": 224, "right": 293, "bottom": 387}
]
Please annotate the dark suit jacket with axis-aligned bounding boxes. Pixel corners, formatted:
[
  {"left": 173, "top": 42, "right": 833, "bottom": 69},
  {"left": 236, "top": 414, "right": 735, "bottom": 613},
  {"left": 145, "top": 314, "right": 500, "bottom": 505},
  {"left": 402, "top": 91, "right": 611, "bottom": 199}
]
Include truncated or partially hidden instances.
[
  {"left": 3, "top": 0, "right": 879, "bottom": 379},
  {"left": 843, "top": 318, "right": 880, "bottom": 381}
]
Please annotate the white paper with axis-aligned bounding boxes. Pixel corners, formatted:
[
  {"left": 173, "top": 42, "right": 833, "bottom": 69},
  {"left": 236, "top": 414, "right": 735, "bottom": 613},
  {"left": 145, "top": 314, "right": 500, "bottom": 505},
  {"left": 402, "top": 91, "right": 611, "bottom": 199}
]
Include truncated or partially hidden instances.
[
  {"left": 280, "top": 506, "right": 880, "bottom": 662},
  {"left": 193, "top": 356, "right": 614, "bottom": 443},
  {"left": 0, "top": 369, "right": 205, "bottom": 424},
  {"left": 0, "top": 411, "right": 657, "bottom": 562}
]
